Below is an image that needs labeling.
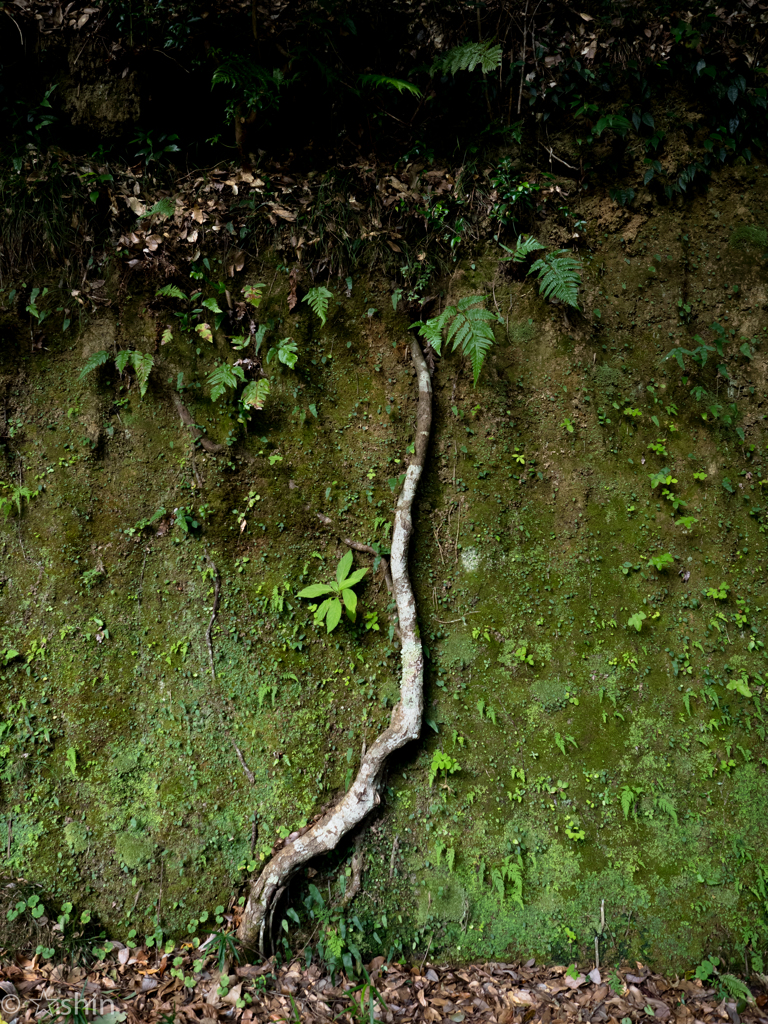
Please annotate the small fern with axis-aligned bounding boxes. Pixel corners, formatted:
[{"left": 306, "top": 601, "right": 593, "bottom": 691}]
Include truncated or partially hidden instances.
[
  {"left": 529, "top": 249, "right": 583, "bottom": 309},
  {"left": 414, "top": 295, "right": 501, "bottom": 386},
  {"left": 359, "top": 74, "right": 421, "bottom": 97},
  {"left": 654, "top": 794, "right": 678, "bottom": 825},
  {"left": 207, "top": 363, "right": 245, "bottom": 402},
  {"left": 508, "top": 234, "right": 546, "bottom": 262},
  {"left": 156, "top": 284, "right": 186, "bottom": 301},
  {"left": 502, "top": 235, "right": 583, "bottom": 310},
  {"left": 79, "top": 350, "right": 110, "bottom": 380},
  {"left": 80, "top": 349, "right": 154, "bottom": 397},
  {"left": 114, "top": 350, "right": 155, "bottom": 397},
  {"left": 140, "top": 197, "right": 176, "bottom": 220},
  {"left": 719, "top": 974, "right": 754, "bottom": 1003},
  {"left": 303, "top": 286, "right": 333, "bottom": 327},
  {"left": 241, "top": 378, "right": 270, "bottom": 411},
  {"left": 620, "top": 785, "right": 636, "bottom": 820},
  {"left": 433, "top": 40, "right": 503, "bottom": 75}
]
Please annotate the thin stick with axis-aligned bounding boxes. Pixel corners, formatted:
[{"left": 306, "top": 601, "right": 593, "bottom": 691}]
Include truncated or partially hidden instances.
[
  {"left": 232, "top": 739, "right": 256, "bottom": 785},
  {"left": 433, "top": 524, "right": 445, "bottom": 566},
  {"left": 454, "top": 500, "right": 462, "bottom": 561},
  {"left": 539, "top": 142, "right": 578, "bottom": 172},
  {"left": 517, "top": 0, "right": 529, "bottom": 116},
  {"left": 389, "top": 836, "right": 400, "bottom": 882},
  {"left": 203, "top": 552, "right": 221, "bottom": 682},
  {"left": 250, "top": 814, "right": 259, "bottom": 857}
]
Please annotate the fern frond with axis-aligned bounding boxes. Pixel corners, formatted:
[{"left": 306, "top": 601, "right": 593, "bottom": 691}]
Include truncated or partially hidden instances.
[
  {"left": 655, "top": 795, "right": 678, "bottom": 825},
  {"left": 416, "top": 295, "right": 500, "bottom": 386},
  {"left": 529, "top": 250, "right": 582, "bottom": 309},
  {"left": 720, "top": 975, "right": 754, "bottom": 1003},
  {"left": 156, "top": 284, "right": 186, "bottom": 301},
  {"left": 79, "top": 350, "right": 110, "bottom": 380},
  {"left": 303, "top": 286, "right": 333, "bottom": 327},
  {"left": 434, "top": 40, "right": 503, "bottom": 75},
  {"left": 141, "top": 197, "right": 176, "bottom": 220},
  {"left": 359, "top": 74, "right": 421, "bottom": 97},
  {"left": 512, "top": 235, "right": 546, "bottom": 262},
  {"left": 241, "top": 378, "right": 270, "bottom": 410},
  {"left": 207, "top": 363, "right": 245, "bottom": 403},
  {"left": 114, "top": 350, "right": 131, "bottom": 373},
  {"left": 132, "top": 352, "right": 154, "bottom": 398},
  {"left": 620, "top": 785, "right": 634, "bottom": 820}
]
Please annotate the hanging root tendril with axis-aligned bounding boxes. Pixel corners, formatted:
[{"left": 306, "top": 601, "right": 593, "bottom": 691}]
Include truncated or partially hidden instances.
[{"left": 236, "top": 335, "right": 432, "bottom": 954}]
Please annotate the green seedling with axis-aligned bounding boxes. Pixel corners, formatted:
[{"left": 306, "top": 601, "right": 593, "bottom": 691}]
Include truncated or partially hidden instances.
[
  {"left": 428, "top": 749, "right": 460, "bottom": 787},
  {"left": 628, "top": 611, "right": 647, "bottom": 632},
  {"left": 297, "top": 549, "right": 368, "bottom": 632},
  {"left": 648, "top": 552, "right": 674, "bottom": 571}
]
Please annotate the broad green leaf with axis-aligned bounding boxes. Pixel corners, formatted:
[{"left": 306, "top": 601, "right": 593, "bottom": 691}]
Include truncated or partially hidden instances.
[
  {"left": 297, "top": 583, "right": 335, "bottom": 599},
  {"left": 325, "top": 598, "right": 342, "bottom": 632},
  {"left": 313, "top": 597, "right": 334, "bottom": 623},
  {"left": 336, "top": 549, "right": 354, "bottom": 585},
  {"left": 339, "top": 567, "right": 368, "bottom": 589},
  {"left": 342, "top": 588, "right": 357, "bottom": 616}
]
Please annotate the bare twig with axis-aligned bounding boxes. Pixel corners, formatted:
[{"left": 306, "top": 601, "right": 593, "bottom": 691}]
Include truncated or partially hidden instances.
[
  {"left": 232, "top": 740, "right": 256, "bottom": 785},
  {"left": 539, "top": 142, "right": 578, "bottom": 171}
]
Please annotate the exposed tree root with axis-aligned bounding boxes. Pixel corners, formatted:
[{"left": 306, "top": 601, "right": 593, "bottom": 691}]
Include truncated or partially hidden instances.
[
  {"left": 172, "top": 393, "right": 227, "bottom": 455},
  {"left": 236, "top": 336, "right": 432, "bottom": 954}
]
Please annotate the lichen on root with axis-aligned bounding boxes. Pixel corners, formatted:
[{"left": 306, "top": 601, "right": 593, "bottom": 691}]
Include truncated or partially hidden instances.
[{"left": 236, "top": 335, "right": 433, "bottom": 954}]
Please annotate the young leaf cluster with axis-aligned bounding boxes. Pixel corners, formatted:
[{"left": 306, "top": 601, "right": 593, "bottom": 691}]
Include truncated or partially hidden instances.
[
  {"left": 297, "top": 550, "right": 368, "bottom": 632},
  {"left": 413, "top": 295, "right": 501, "bottom": 386}
]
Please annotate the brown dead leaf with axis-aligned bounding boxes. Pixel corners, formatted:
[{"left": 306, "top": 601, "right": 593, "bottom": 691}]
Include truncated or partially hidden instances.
[
  {"left": 288, "top": 268, "right": 299, "bottom": 310},
  {"left": 271, "top": 206, "right": 296, "bottom": 222}
]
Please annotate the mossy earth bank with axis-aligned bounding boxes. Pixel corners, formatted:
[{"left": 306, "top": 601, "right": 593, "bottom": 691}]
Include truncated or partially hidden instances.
[{"left": 1, "top": 163, "right": 768, "bottom": 977}]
